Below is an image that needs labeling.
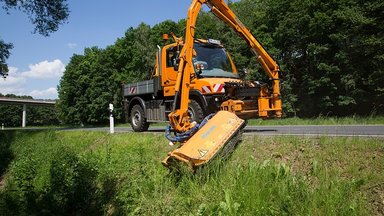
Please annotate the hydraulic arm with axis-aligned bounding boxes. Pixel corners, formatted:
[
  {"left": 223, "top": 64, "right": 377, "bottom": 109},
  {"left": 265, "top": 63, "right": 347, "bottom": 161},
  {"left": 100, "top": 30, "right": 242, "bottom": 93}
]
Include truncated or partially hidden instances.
[{"left": 168, "top": 0, "right": 282, "bottom": 134}]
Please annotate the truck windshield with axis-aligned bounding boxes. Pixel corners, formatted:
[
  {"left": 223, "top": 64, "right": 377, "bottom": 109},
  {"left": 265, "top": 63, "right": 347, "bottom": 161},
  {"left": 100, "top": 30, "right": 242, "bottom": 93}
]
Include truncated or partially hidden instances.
[{"left": 193, "top": 43, "right": 238, "bottom": 78}]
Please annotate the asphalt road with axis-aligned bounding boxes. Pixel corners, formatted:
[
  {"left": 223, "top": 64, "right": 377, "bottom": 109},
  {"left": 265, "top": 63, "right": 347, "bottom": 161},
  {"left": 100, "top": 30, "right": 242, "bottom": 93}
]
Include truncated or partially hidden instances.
[
  {"left": 56, "top": 125, "right": 384, "bottom": 137},
  {"left": 243, "top": 125, "right": 384, "bottom": 137}
]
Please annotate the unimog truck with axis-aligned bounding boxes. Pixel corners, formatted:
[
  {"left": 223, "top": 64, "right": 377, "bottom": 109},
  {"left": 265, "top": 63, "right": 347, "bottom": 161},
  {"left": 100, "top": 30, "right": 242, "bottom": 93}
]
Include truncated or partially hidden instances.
[{"left": 123, "top": 38, "right": 245, "bottom": 132}]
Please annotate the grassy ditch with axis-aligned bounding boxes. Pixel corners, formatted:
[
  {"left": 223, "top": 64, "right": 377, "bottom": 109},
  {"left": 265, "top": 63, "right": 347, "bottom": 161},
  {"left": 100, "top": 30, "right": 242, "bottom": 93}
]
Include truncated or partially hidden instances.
[{"left": 0, "top": 131, "right": 383, "bottom": 215}]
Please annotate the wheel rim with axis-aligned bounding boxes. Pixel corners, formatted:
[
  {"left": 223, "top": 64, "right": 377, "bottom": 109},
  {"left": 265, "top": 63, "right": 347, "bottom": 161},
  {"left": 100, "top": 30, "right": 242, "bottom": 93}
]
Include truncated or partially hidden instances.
[
  {"left": 132, "top": 111, "right": 141, "bottom": 127},
  {"left": 188, "top": 108, "right": 194, "bottom": 121}
]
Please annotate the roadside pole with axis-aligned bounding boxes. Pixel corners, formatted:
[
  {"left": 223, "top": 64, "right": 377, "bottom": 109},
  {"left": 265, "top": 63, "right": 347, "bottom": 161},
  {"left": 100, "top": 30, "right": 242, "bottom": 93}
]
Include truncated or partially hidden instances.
[
  {"left": 109, "top": 103, "right": 114, "bottom": 134},
  {"left": 22, "top": 104, "right": 27, "bottom": 127}
]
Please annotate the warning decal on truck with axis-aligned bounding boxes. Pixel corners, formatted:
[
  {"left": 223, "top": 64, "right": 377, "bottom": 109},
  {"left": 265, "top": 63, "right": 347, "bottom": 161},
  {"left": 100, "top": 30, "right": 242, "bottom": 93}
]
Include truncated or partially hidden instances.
[{"left": 201, "top": 84, "right": 225, "bottom": 94}]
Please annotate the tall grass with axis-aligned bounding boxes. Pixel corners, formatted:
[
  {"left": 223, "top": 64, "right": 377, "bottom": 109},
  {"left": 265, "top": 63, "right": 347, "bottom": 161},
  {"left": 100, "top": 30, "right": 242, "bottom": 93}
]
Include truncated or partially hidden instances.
[{"left": 0, "top": 131, "right": 382, "bottom": 215}]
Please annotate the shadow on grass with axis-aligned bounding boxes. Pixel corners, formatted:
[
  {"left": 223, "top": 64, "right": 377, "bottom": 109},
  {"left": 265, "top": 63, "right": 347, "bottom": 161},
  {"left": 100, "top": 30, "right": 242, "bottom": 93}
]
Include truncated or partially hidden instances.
[{"left": 0, "top": 131, "right": 15, "bottom": 179}]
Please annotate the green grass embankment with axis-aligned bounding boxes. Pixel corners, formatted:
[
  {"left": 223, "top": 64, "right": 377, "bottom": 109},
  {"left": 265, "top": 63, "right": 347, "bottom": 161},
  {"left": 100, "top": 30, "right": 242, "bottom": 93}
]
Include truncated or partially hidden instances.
[{"left": 0, "top": 131, "right": 383, "bottom": 215}]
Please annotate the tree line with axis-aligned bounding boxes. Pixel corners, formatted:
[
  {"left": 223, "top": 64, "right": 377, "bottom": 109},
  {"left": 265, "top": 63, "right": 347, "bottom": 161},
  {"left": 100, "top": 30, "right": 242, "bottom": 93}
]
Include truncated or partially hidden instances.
[{"left": 58, "top": 0, "right": 383, "bottom": 125}]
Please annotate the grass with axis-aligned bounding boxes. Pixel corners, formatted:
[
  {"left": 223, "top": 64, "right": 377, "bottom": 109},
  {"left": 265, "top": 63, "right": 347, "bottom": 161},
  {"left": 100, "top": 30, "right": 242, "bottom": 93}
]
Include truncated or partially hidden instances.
[{"left": 0, "top": 130, "right": 383, "bottom": 215}]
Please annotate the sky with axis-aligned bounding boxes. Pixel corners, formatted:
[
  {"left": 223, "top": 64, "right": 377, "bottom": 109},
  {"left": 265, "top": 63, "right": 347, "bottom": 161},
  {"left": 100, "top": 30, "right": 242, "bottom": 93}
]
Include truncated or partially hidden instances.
[{"left": 0, "top": 0, "right": 194, "bottom": 99}]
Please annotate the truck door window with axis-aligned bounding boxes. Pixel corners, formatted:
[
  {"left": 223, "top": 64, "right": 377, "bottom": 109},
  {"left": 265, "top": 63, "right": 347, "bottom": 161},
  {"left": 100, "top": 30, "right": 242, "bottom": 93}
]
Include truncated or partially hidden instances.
[{"left": 166, "top": 48, "right": 177, "bottom": 68}]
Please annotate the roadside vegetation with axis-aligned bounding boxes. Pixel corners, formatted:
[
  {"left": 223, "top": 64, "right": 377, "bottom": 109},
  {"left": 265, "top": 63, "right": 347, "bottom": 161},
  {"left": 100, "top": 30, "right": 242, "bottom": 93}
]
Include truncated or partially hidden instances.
[
  {"left": 247, "top": 115, "right": 384, "bottom": 126},
  {"left": 1, "top": 130, "right": 383, "bottom": 215}
]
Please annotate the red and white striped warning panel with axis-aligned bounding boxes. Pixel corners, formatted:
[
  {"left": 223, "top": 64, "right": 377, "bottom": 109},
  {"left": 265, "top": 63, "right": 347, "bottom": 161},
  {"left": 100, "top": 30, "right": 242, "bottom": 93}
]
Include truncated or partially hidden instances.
[
  {"left": 128, "top": 87, "right": 136, "bottom": 94},
  {"left": 202, "top": 86, "right": 211, "bottom": 93},
  {"left": 201, "top": 84, "right": 225, "bottom": 94},
  {"left": 213, "top": 84, "right": 225, "bottom": 93}
]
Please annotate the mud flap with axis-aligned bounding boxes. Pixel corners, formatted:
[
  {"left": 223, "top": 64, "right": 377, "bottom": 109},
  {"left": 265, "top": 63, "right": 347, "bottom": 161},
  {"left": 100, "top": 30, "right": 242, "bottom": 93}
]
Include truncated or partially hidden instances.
[{"left": 162, "top": 111, "right": 246, "bottom": 169}]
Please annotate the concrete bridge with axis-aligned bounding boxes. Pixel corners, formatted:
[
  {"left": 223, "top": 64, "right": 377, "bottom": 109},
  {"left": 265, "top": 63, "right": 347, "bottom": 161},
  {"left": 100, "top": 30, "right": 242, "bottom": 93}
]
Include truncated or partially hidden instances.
[{"left": 0, "top": 97, "right": 56, "bottom": 127}]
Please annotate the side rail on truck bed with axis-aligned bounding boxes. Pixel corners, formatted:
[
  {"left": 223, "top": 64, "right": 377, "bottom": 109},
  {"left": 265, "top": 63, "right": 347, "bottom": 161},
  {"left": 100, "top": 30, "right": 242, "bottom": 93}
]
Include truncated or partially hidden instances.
[{"left": 123, "top": 80, "right": 155, "bottom": 97}]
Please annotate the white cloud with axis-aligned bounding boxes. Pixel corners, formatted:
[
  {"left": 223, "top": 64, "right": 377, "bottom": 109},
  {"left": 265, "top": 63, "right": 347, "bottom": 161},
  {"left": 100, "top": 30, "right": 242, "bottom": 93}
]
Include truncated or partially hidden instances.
[
  {"left": 67, "top": 42, "right": 77, "bottom": 49},
  {"left": 29, "top": 87, "right": 58, "bottom": 99},
  {"left": 0, "top": 67, "right": 26, "bottom": 95},
  {"left": 0, "top": 60, "right": 65, "bottom": 99},
  {"left": 21, "top": 59, "right": 65, "bottom": 79},
  {"left": 0, "top": 86, "right": 25, "bottom": 95},
  {"left": 0, "top": 67, "right": 26, "bottom": 87}
]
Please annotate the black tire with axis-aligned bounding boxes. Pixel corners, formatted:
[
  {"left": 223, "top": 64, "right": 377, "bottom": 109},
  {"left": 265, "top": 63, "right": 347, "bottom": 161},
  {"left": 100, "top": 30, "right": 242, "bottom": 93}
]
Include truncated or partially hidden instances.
[
  {"left": 130, "top": 104, "right": 149, "bottom": 132},
  {"left": 188, "top": 100, "right": 204, "bottom": 123}
]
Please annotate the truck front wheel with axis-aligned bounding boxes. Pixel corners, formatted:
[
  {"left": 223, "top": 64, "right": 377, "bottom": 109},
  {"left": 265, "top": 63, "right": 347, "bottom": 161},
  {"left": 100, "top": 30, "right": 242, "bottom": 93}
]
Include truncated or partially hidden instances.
[
  {"left": 188, "top": 100, "right": 204, "bottom": 124},
  {"left": 130, "top": 104, "right": 149, "bottom": 132}
]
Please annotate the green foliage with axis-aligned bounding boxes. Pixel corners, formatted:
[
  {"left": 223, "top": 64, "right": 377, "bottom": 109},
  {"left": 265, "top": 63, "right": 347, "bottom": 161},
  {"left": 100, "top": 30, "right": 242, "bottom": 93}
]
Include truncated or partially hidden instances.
[
  {"left": 262, "top": 0, "right": 384, "bottom": 116},
  {"left": 58, "top": 21, "right": 184, "bottom": 125},
  {"left": 0, "top": 40, "right": 13, "bottom": 77},
  {"left": 0, "top": 131, "right": 14, "bottom": 176},
  {"left": 0, "top": 131, "right": 103, "bottom": 215}
]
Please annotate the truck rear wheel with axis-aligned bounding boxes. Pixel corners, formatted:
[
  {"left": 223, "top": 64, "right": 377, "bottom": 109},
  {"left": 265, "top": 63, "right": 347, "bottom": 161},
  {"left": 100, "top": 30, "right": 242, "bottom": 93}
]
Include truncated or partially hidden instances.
[
  {"left": 188, "top": 100, "right": 204, "bottom": 123},
  {"left": 130, "top": 104, "right": 149, "bottom": 132}
]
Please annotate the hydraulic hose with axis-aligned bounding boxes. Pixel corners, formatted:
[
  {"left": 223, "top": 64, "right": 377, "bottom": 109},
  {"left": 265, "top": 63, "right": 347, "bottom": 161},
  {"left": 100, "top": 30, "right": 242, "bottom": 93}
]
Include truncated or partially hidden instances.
[{"left": 165, "top": 113, "right": 215, "bottom": 143}]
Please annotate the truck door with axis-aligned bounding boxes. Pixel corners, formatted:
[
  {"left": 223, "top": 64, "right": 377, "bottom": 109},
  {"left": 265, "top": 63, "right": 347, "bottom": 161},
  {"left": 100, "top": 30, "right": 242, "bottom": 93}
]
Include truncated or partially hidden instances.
[{"left": 161, "top": 46, "right": 178, "bottom": 86}]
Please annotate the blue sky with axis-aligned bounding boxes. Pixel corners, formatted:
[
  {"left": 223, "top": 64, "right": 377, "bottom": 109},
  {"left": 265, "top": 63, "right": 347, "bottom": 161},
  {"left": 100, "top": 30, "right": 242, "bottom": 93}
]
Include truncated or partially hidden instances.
[{"left": 0, "top": 0, "right": 193, "bottom": 99}]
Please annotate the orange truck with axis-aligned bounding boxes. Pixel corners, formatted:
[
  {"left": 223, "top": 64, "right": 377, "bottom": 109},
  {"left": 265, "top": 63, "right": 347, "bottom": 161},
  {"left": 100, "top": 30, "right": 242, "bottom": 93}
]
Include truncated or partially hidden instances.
[
  {"left": 123, "top": 0, "right": 282, "bottom": 170},
  {"left": 123, "top": 38, "right": 245, "bottom": 131}
]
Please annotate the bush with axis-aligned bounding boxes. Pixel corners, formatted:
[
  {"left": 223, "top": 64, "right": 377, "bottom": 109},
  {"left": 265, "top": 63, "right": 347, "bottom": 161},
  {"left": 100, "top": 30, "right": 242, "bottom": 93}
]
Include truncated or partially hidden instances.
[{"left": 1, "top": 145, "right": 101, "bottom": 216}]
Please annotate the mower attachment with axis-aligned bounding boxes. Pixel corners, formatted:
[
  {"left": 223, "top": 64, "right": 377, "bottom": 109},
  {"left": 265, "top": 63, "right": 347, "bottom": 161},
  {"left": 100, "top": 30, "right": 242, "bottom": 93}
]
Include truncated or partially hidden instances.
[{"left": 162, "top": 111, "right": 245, "bottom": 169}]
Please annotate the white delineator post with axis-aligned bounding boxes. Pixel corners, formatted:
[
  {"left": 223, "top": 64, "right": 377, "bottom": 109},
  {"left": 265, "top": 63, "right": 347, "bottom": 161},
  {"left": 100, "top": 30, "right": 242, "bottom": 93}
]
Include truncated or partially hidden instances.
[
  {"left": 22, "top": 104, "right": 27, "bottom": 128},
  {"left": 109, "top": 103, "right": 114, "bottom": 134}
]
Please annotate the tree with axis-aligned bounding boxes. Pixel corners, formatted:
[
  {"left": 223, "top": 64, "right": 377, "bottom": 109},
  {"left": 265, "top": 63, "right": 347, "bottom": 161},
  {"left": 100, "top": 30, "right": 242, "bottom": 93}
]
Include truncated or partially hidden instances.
[
  {"left": 58, "top": 21, "right": 183, "bottom": 125},
  {"left": 0, "top": 0, "right": 69, "bottom": 77},
  {"left": 263, "top": 0, "right": 384, "bottom": 116},
  {"left": 0, "top": 40, "right": 13, "bottom": 78}
]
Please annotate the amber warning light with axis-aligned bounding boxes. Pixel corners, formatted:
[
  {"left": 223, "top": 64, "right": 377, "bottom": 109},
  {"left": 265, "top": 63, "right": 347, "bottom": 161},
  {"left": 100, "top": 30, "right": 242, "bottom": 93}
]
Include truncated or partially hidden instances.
[{"left": 162, "top": 34, "right": 169, "bottom": 41}]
